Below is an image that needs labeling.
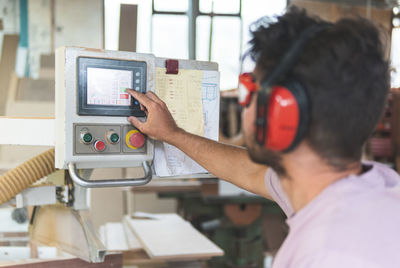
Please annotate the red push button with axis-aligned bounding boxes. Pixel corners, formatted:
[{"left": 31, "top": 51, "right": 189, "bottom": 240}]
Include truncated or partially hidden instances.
[
  {"left": 129, "top": 132, "right": 145, "bottom": 149},
  {"left": 94, "top": 140, "right": 106, "bottom": 152}
]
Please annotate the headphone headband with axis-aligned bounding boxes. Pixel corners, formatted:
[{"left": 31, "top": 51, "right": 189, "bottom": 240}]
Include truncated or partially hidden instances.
[{"left": 260, "top": 23, "right": 331, "bottom": 91}]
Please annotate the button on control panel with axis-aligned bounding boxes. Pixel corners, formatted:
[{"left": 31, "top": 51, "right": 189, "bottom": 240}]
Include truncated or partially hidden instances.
[
  {"left": 107, "top": 131, "right": 120, "bottom": 144},
  {"left": 74, "top": 124, "right": 146, "bottom": 155},
  {"left": 93, "top": 140, "right": 106, "bottom": 152},
  {"left": 122, "top": 125, "right": 146, "bottom": 153},
  {"left": 126, "top": 130, "right": 145, "bottom": 149},
  {"left": 80, "top": 131, "right": 93, "bottom": 144}
]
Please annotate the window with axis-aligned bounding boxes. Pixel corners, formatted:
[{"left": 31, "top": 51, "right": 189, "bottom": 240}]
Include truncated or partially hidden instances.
[{"left": 105, "top": 0, "right": 287, "bottom": 90}]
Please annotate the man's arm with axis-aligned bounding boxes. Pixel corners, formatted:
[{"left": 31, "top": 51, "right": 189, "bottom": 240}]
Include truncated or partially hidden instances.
[{"left": 126, "top": 89, "right": 272, "bottom": 199}]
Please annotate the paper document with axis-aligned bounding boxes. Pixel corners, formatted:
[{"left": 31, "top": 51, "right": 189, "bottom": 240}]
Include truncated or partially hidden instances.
[
  {"left": 155, "top": 68, "right": 204, "bottom": 136},
  {"left": 154, "top": 69, "right": 220, "bottom": 177}
]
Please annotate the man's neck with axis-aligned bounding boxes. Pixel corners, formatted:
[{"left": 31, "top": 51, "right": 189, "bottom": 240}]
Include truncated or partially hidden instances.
[{"left": 280, "top": 144, "right": 362, "bottom": 212}]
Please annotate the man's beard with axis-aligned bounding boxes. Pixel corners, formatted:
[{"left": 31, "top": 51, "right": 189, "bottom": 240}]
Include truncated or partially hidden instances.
[{"left": 245, "top": 132, "right": 287, "bottom": 177}]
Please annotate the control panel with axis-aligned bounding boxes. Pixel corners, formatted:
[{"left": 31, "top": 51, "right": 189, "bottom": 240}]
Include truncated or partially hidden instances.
[
  {"left": 55, "top": 46, "right": 219, "bottom": 187},
  {"left": 55, "top": 47, "right": 155, "bottom": 175}
]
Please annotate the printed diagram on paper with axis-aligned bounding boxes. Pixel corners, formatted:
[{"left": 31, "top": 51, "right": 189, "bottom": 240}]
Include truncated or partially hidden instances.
[{"left": 154, "top": 69, "right": 220, "bottom": 177}]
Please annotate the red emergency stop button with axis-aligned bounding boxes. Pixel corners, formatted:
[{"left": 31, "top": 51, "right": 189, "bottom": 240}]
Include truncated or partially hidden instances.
[
  {"left": 93, "top": 140, "right": 106, "bottom": 152},
  {"left": 130, "top": 132, "right": 145, "bottom": 148},
  {"left": 126, "top": 130, "right": 146, "bottom": 149}
]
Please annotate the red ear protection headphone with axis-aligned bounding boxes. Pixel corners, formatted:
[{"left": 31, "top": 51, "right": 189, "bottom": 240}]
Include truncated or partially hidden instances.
[{"left": 239, "top": 24, "right": 331, "bottom": 152}]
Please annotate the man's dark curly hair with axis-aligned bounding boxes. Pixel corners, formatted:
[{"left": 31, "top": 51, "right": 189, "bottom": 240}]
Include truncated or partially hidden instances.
[{"left": 248, "top": 7, "right": 390, "bottom": 170}]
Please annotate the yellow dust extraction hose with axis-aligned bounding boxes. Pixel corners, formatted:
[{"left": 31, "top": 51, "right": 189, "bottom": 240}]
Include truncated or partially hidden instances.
[{"left": 0, "top": 148, "right": 55, "bottom": 206}]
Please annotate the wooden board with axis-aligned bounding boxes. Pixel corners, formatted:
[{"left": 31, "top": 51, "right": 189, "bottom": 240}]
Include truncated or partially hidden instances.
[
  {"left": 15, "top": 78, "right": 54, "bottom": 102},
  {"left": 0, "top": 35, "right": 18, "bottom": 116},
  {"left": 121, "top": 218, "right": 143, "bottom": 252},
  {"left": 290, "top": 0, "right": 393, "bottom": 36},
  {"left": 103, "top": 223, "right": 129, "bottom": 252},
  {"left": 100, "top": 221, "right": 143, "bottom": 252},
  {"left": 119, "top": 4, "right": 137, "bottom": 52},
  {"left": 125, "top": 214, "right": 224, "bottom": 260}
]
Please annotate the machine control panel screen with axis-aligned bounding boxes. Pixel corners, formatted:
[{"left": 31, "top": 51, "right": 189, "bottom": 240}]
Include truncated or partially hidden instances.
[
  {"left": 87, "top": 68, "right": 132, "bottom": 106},
  {"left": 77, "top": 57, "right": 147, "bottom": 117}
]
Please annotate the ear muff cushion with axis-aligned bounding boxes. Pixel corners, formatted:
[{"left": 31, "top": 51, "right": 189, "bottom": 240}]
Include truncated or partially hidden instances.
[{"left": 265, "top": 81, "right": 310, "bottom": 152}]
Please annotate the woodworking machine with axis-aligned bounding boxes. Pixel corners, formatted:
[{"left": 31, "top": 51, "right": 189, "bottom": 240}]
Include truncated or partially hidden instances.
[{"left": 0, "top": 47, "right": 219, "bottom": 263}]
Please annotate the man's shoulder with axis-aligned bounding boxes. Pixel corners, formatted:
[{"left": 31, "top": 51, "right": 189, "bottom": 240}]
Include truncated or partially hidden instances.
[
  {"left": 290, "top": 187, "right": 400, "bottom": 266},
  {"left": 273, "top": 162, "right": 400, "bottom": 267},
  {"left": 288, "top": 210, "right": 400, "bottom": 268},
  {"left": 294, "top": 249, "right": 390, "bottom": 268}
]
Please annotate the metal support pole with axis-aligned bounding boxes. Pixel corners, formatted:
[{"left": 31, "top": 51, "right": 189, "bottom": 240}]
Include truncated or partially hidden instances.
[{"left": 188, "top": 0, "right": 199, "bottom": 60}]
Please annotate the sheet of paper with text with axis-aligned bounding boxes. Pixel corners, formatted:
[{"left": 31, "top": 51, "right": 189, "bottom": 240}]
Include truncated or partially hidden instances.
[{"left": 154, "top": 68, "right": 220, "bottom": 176}]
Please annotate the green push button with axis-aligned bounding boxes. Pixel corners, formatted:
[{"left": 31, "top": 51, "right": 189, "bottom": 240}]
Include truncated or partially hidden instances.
[
  {"left": 110, "top": 133, "right": 120, "bottom": 143},
  {"left": 83, "top": 133, "right": 93, "bottom": 143}
]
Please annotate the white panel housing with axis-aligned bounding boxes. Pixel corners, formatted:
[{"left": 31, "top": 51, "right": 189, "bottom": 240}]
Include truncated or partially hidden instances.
[{"left": 55, "top": 47, "right": 155, "bottom": 169}]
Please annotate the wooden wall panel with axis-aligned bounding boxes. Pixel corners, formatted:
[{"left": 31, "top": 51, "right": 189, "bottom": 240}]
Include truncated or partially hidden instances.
[
  {"left": 119, "top": 4, "right": 138, "bottom": 52},
  {"left": 291, "top": 0, "right": 392, "bottom": 29},
  {"left": 0, "top": 35, "right": 18, "bottom": 115},
  {"left": 290, "top": 0, "right": 392, "bottom": 55}
]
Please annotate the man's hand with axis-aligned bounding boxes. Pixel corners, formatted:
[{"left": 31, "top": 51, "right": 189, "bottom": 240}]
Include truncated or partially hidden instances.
[
  {"left": 127, "top": 90, "right": 271, "bottom": 199},
  {"left": 126, "top": 89, "right": 182, "bottom": 143}
]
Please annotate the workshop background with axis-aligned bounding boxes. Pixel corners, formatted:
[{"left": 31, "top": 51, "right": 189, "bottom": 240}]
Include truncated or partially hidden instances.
[{"left": 0, "top": 0, "right": 400, "bottom": 267}]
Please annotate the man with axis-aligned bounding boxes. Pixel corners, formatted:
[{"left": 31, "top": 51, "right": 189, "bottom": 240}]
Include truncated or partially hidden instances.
[{"left": 127, "top": 7, "right": 400, "bottom": 268}]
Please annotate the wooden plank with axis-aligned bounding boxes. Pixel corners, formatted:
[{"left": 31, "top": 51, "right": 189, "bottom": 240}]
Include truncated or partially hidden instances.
[
  {"left": 119, "top": 4, "right": 137, "bottom": 52},
  {"left": 291, "top": 0, "right": 392, "bottom": 32},
  {"left": 15, "top": 78, "right": 54, "bottom": 102},
  {"left": 38, "top": 54, "right": 55, "bottom": 79},
  {"left": 4, "top": 73, "right": 55, "bottom": 117},
  {"left": 103, "top": 223, "right": 129, "bottom": 252},
  {"left": 0, "top": 254, "right": 122, "bottom": 267},
  {"left": 125, "top": 214, "right": 224, "bottom": 260},
  {"left": 0, "top": 117, "right": 55, "bottom": 146},
  {"left": 121, "top": 218, "right": 143, "bottom": 252},
  {"left": 101, "top": 220, "right": 145, "bottom": 252},
  {"left": 0, "top": 35, "right": 19, "bottom": 116}
]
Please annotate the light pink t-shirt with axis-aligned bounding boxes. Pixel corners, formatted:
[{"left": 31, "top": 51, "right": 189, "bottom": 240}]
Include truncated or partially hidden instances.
[{"left": 265, "top": 161, "right": 400, "bottom": 268}]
